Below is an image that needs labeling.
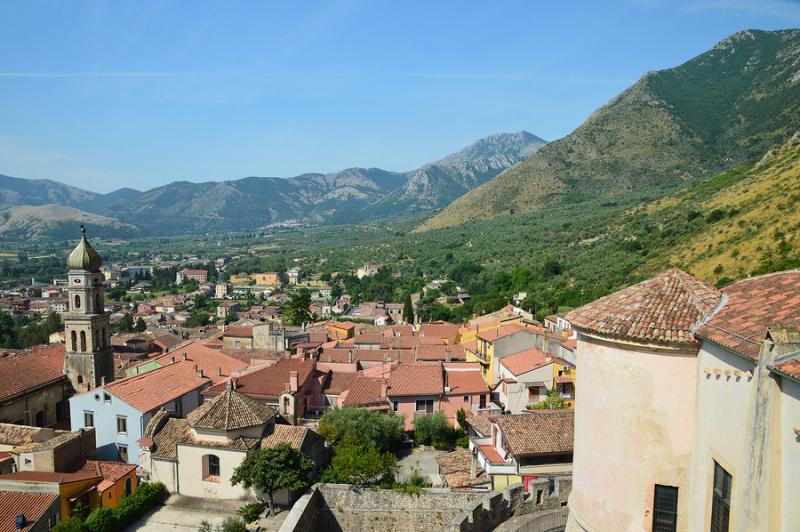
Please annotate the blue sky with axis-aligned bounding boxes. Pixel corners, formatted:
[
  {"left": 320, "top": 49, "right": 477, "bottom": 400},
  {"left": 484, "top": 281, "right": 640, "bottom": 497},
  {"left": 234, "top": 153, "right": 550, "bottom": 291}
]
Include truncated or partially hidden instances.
[{"left": 1, "top": 1, "right": 799, "bottom": 192}]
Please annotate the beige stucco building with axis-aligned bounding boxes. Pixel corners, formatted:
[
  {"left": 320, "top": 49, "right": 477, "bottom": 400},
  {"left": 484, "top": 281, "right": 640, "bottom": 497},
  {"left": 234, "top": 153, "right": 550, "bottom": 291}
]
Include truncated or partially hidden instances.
[{"left": 564, "top": 268, "right": 800, "bottom": 532}]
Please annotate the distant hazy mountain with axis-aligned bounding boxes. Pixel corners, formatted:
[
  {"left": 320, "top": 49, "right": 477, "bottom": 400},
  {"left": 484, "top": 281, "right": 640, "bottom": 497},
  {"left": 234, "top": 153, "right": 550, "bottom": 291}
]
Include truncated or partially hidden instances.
[
  {"left": 420, "top": 29, "right": 800, "bottom": 230},
  {"left": 0, "top": 174, "right": 99, "bottom": 209},
  {"left": 99, "top": 131, "right": 543, "bottom": 232},
  {"left": 0, "top": 205, "right": 139, "bottom": 240},
  {"left": 0, "top": 131, "right": 542, "bottom": 237}
]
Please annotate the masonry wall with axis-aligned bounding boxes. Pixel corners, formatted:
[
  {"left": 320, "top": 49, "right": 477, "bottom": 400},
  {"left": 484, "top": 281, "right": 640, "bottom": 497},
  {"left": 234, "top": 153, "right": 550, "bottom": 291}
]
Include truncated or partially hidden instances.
[{"left": 567, "top": 334, "right": 697, "bottom": 532}]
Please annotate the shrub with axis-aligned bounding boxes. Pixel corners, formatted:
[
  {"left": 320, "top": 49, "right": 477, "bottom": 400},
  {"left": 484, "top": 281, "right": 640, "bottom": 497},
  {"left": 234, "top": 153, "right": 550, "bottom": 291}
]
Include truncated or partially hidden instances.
[
  {"left": 237, "top": 501, "right": 265, "bottom": 523},
  {"left": 318, "top": 407, "right": 405, "bottom": 451},
  {"left": 327, "top": 444, "right": 398, "bottom": 486},
  {"left": 84, "top": 507, "right": 116, "bottom": 532},
  {"left": 413, "top": 413, "right": 452, "bottom": 447},
  {"left": 53, "top": 518, "right": 87, "bottom": 532},
  {"left": 220, "top": 517, "right": 247, "bottom": 532}
]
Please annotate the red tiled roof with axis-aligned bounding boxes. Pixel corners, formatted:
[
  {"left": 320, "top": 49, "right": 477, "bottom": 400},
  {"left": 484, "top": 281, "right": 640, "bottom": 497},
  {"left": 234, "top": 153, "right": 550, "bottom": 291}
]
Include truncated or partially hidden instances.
[
  {"left": 415, "top": 345, "right": 466, "bottom": 362},
  {"left": 498, "top": 348, "right": 549, "bottom": 376},
  {"left": 0, "top": 471, "right": 99, "bottom": 484},
  {"left": 353, "top": 332, "right": 383, "bottom": 345},
  {"left": 224, "top": 327, "right": 253, "bottom": 338},
  {"left": 387, "top": 364, "right": 443, "bottom": 396},
  {"left": 444, "top": 367, "right": 488, "bottom": 395},
  {"left": 476, "top": 324, "right": 530, "bottom": 342},
  {"left": 0, "top": 344, "right": 66, "bottom": 402},
  {"left": 696, "top": 270, "right": 800, "bottom": 360},
  {"left": 327, "top": 321, "right": 355, "bottom": 331},
  {"left": 100, "top": 362, "right": 209, "bottom": 413},
  {"left": 495, "top": 411, "right": 574, "bottom": 456},
  {"left": 324, "top": 372, "right": 359, "bottom": 395},
  {"left": 567, "top": 269, "right": 721, "bottom": 346},
  {"left": 146, "top": 340, "right": 247, "bottom": 384},
  {"left": 205, "top": 358, "right": 316, "bottom": 400},
  {"left": 0, "top": 491, "right": 58, "bottom": 532},
  {"left": 341, "top": 377, "right": 387, "bottom": 407},
  {"left": 417, "top": 323, "right": 459, "bottom": 345},
  {"left": 478, "top": 444, "right": 506, "bottom": 465},
  {"left": 77, "top": 460, "right": 136, "bottom": 491}
]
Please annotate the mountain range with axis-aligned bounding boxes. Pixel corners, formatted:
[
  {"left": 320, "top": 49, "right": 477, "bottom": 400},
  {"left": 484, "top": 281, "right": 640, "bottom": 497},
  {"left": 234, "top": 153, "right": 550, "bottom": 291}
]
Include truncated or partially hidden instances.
[
  {"left": 0, "top": 131, "right": 545, "bottom": 238},
  {"left": 420, "top": 29, "right": 800, "bottom": 231}
]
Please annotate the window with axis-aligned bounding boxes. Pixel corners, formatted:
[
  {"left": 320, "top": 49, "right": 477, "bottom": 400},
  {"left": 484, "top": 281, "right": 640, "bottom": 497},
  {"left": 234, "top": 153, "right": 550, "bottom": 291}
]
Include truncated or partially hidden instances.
[
  {"left": 104, "top": 393, "right": 111, "bottom": 403},
  {"left": 479, "top": 394, "right": 487, "bottom": 408},
  {"left": 711, "top": 461, "right": 732, "bottom": 532},
  {"left": 117, "top": 415, "right": 127, "bottom": 434},
  {"left": 77, "top": 375, "right": 84, "bottom": 385},
  {"left": 117, "top": 444, "right": 128, "bottom": 463},
  {"left": 392, "top": 400, "right": 399, "bottom": 412},
  {"left": 652, "top": 484, "right": 678, "bottom": 532},
  {"left": 71, "top": 330, "right": 77, "bottom": 351},
  {"left": 125, "top": 478, "right": 132, "bottom": 496},
  {"left": 80, "top": 331, "right": 86, "bottom": 352},
  {"left": 415, "top": 399, "right": 434, "bottom": 413},
  {"left": 203, "top": 454, "right": 221, "bottom": 481},
  {"left": 84, "top": 411, "right": 94, "bottom": 428},
  {"left": 463, "top": 395, "right": 469, "bottom": 402},
  {"left": 74, "top": 295, "right": 81, "bottom": 309}
]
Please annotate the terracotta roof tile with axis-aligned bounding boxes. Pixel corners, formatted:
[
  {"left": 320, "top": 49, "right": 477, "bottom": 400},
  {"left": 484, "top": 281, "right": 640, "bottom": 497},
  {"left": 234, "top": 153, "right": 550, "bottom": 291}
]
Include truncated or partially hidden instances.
[
  {"left": 259, "top": 424, "right": 309, "bottom": 450},
  {"left": 0, "top": 344, "right": 66, "bottom": 402},
  {"left": 224, "top": 327, "right": 253, "bottom": 338},
  {"left": 76, "top": 460, "right": 136, "bottom": 491},
  {"left": 443, "top": 366, "right": 488, "bottom": 395},
  {"left": 465, "top": 412, "right": 491, "bottom": 436},
  {"left": 435, "top": 448, "right": 490, "bottom": 488},
  {"left": 324, "top": 372, "right": 359, "bottom": 395},
  {"left": 0, "top": 471, "right": 99, "bottom": 484},
  {"left": 341, "top": 377, "right": 388, "bottom": 408},
  {"left": 100, "top": 362, "right": 209, "bottom": 413},
  {"left": 188, "top": 385, "right": 276, "bottom": 431},
  {"left": 387, "top": 364, "right": 443, "bottom": 396},
  {"left": 476, "top": 324, "right": 528, "bottom": 342},
  {"left": 415, "top": 345, "right": 466, "bottom": 362},
  {"left": 204, "top": 359, "right": 316, "bottom": 400},
  {"left": 498, "top": 348, "right": 549, "bottom": 376},
  {"left": 567, "top": 269, "right": 721, "bottom": 346},
  {"left": 0, "top": 491, "right": 58, "bottom": 532},
  {"left": 696, "top": 270, "right": 800, "bottom": 360},
  {"left": 145, "top": 340, "right": 248, "bottom": 384},
  {"left": 495, "top": 411, "right": 574, "bottom": 456}
]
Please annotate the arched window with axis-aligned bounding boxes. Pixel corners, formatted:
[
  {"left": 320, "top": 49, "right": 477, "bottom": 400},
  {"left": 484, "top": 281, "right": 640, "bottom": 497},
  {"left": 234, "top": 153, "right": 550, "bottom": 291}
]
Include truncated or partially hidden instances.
[
  {"left": 74, "top": 295, "right": 81, "bottom": 309},
  {"left": 80, "top": 331, "right": 86, "bottom": 352},
  {"left": 203, "top": 454, "right": 221, "bottom": 481},
  {"left": 71, "top": 330, "right": 77, "bottom": 351},
  {"left": 95, "top": 293, "right": 101, "bottom": 311}
]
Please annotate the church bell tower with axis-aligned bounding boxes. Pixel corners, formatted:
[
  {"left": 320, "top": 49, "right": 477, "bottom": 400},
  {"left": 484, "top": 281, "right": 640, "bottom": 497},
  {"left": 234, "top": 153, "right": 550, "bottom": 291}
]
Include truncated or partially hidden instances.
[{"left": 63, "top": 224, "right": 114, "bottom": 392}]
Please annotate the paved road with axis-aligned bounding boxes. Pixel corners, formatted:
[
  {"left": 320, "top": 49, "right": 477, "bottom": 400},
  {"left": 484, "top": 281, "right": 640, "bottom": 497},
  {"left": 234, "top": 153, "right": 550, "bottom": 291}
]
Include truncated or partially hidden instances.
[{"left": 396, "top": 447, "right": 445, "bottom": 486}]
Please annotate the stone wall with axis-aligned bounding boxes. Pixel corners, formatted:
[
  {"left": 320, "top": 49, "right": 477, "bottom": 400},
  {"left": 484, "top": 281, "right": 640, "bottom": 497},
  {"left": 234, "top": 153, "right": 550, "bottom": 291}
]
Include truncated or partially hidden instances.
[{"left": 281, "top": 476, "right": 572, "bottom": 532}]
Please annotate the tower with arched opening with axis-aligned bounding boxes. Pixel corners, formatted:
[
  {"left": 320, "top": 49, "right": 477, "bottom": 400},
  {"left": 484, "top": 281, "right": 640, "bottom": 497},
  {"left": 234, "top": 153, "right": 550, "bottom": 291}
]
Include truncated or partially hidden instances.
[{"left": 63, "top": 224, "right": 114, "bottom": 392}]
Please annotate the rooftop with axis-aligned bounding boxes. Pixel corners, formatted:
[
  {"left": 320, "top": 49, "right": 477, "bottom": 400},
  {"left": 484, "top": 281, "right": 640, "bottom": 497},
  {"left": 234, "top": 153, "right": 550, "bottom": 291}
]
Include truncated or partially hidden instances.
[
  {"left": 0, "top": 490, "right": 59, "bottom": 532},
  {"left": 495, "top": 410, "right": 574, "bottom": 457},
  {"left": 387, "top": 364, "right": 443, "bottom": 396},
  {"left": 696, "top": 270, "right": 800, "bottom": 360},
  {"left": 0, "top": 344, "right": 66, "bottom": 403},
  {"left": 498, "top": 347, "right": 549, "bottom": 376},
  {"left": 187, "top": 384, "right": 276, "bottom": 431},
  {"left": 566, "top": 269, "right": 721, "bottom": 347},
  {"left": 204, "top": 358, "right": 317, "bottom": 400},
  {"left": 259, "top": 424, "right": 311, "bottom": 450},
  {"left": 100, "top": 361, "right": 209, "bottom": 413},
  {"left": 145, "top": 339, "right": 247, "bottom": 384},
  {"left": 340, "top": 376, "right": 388, "bottom": 408}
]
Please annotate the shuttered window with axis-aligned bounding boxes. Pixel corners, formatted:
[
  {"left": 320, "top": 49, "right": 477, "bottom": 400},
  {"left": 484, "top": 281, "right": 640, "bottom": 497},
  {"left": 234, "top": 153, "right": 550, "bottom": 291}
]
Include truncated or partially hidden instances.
[
  {"left": 711, "top": 461, "right": 732, "bottom": 532},
  {"left": 652, "top": 484, "right": 678, "bottom": 532}
]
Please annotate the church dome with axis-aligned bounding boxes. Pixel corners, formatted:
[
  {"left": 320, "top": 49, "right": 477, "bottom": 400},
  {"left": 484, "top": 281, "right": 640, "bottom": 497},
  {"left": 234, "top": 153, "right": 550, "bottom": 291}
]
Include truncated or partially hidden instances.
[{"left": 67, "top": 225, "right": 102, "bottom": 272}]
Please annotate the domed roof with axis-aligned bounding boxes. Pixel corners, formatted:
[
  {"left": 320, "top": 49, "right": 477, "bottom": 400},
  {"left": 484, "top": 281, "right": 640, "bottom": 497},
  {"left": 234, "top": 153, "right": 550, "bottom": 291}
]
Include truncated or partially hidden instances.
[
  {"left": 67, "top": 225, "right": 102, "bottom": 272},
  {"left": 187, "top": 381, "right": 276, "bottom": 432}
]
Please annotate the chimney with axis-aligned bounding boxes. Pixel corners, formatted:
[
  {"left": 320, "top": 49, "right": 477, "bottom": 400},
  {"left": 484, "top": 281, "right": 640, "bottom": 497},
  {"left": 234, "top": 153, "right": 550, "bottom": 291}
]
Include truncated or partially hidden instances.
[
  {"left": 100, "top": 376, "right": 105, "bottom": 386},
  {"left": 170, "top": 356, "right": 175, "bottom": 364},
  {"left": 348, "top": 350, "right": 353, "bottom": 364},
  {"left": 232, "top": 377, "right": 237, "bottom": 390},
  {"left": 216, "top": 367, "right": 222, "bottom": 377},
  {"left": 289, "top": 370, "right": 299, "bottom": 392},
  {"left": 445, "top": 349, "right": 452, "bottom": 363},
  {"left": 182, "top": 352, "right": 188, "bottom": 360},
  {"left": 196, "top": 368, "right": 204, "bottom": 378},
  {"left": 380, "top": 380, "right": 388, "bottom": 399}
]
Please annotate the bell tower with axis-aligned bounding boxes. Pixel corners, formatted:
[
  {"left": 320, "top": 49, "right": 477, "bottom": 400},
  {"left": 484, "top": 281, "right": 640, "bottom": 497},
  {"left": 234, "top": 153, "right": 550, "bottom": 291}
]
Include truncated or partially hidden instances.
[{"left": 63, "top": 224, "right": 114, "bottom": 392}]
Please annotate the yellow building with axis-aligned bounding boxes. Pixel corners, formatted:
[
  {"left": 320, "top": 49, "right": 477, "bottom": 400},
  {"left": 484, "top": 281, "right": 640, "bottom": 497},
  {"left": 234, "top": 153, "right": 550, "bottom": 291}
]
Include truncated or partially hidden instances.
[
  {"left": 325, "top": 321, "right": 356, "bottom": 340},
  {"left": 251, "top": 272, "right": 281, "bottom": 286},
  {"left": 471, "top": 323, "right": 539, "bottom": 386},
  {"left": 80, "top": 460, "right": 138, "bottom": 509}
]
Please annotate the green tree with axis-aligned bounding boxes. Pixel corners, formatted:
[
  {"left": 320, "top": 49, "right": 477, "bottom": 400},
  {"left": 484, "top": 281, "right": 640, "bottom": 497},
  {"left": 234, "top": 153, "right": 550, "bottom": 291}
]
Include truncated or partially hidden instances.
[
  {"left": 117, "top": 313, "right": 134, "bottom": 333},
  {"left": 325, "top": 444, "right": 397, "bottom": 486},
  {"left": 402, "top": 294, "right": 414, "bottom": 323},
  {"left": 0, "top": 312, "right": 16, "bottom": 348},
  {"left": 318, "top": 407, "right": 405, "bottom": 452},
  {"left": 529, "top": 388, "right": 569, "bottom": 410},
  {"left": 135, "top": 317, "right": 147, "bottom": 333},
  {"left": 230, "top": 443, "right": 313, "bottom": 516},
  {"left": 413, "top": 413, "right": 452, "bottom": 448},
  {"left": 284, "top": 289, "right": 312, "bottom": 326},
  {"left": 186, "top": 312, "right": 210, "bottom": 328}
]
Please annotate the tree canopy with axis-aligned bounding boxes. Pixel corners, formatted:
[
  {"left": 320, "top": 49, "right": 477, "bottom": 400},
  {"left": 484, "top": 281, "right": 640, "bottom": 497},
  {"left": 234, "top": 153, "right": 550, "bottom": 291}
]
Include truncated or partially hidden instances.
[{"left": 317, "top": 407, "right": 405, "bottom": 452}]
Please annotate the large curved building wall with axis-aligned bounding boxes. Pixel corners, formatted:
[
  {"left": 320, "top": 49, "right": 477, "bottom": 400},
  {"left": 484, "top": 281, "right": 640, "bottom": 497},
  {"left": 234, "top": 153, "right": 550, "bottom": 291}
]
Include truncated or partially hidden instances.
[{"left": 567, "top": 334, "right": 698, "bottom": 532}]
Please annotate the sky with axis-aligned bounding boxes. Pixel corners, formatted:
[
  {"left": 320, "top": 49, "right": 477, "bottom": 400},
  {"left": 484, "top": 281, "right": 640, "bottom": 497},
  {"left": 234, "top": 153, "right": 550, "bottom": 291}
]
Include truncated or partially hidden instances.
[{"left": 1, "top": 1, "right": 799, "bottom": 192}]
